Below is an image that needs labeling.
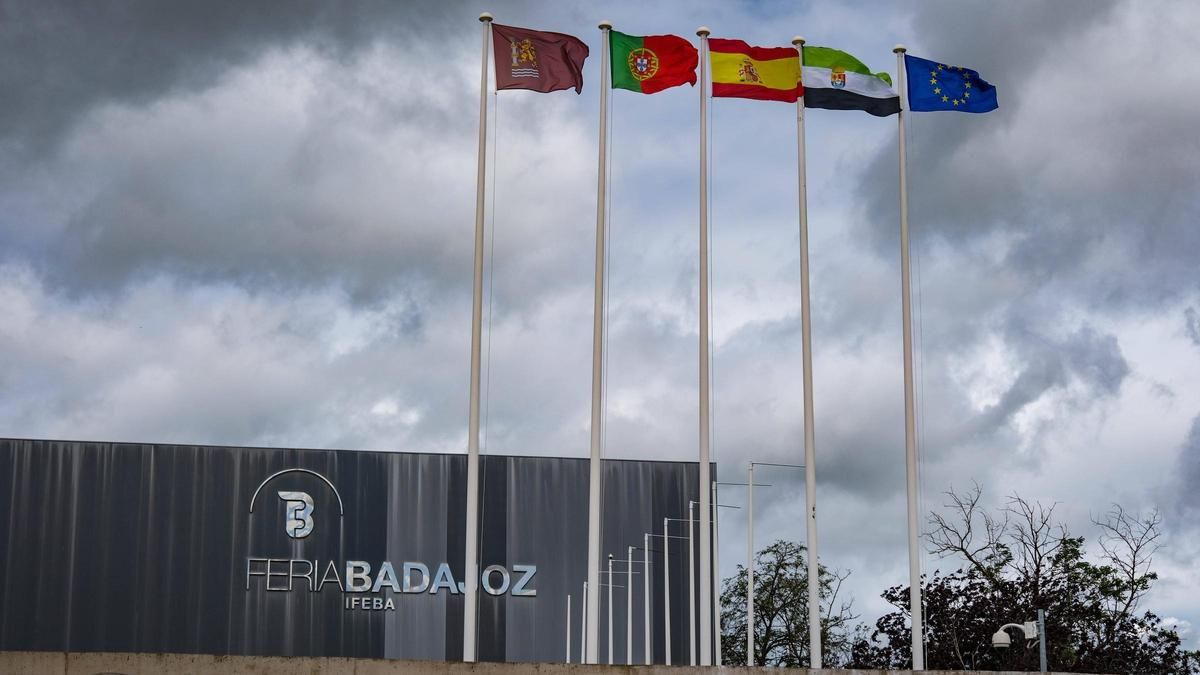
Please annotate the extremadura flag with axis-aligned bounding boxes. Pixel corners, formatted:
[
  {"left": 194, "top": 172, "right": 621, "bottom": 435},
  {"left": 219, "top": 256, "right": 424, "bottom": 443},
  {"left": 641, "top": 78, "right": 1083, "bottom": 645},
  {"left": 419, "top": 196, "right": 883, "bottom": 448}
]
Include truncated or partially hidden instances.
[
  {"left": 610, "top": 30, "right": 698, "bottom": 94},
  {"left": 802, "top": 46, "right": 900, "bottom": 117}
]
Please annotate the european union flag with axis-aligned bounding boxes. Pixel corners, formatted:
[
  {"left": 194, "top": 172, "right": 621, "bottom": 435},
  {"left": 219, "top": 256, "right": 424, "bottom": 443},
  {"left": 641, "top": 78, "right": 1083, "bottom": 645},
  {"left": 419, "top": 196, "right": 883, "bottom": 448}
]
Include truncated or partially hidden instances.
[{"left": 904, "top": 53, "right": 997, "bottom": 113}]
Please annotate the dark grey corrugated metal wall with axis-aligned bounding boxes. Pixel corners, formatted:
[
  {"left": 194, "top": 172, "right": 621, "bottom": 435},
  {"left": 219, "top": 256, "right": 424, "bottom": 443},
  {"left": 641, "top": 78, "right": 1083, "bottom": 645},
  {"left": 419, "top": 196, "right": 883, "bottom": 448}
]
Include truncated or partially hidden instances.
[{"left": 0, "top": 439, "right": 704, "bottom": 663}]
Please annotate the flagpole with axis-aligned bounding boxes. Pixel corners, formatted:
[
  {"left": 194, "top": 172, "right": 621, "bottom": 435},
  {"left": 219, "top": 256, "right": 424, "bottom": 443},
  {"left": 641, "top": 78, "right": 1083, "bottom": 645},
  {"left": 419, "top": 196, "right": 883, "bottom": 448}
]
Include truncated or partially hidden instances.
[
  {"left": 791, "top": 35, "right": 823, "bottom": 670},
  {"left": 893, "top": 43, "right": 925, "bottom": 671},
  {"left": 585, "top": 19, "right": 613, "bottom": 666},
  {"left": 463, "top": 11, "right": 492, "bottom": 663},
  {"left": 695, "top": 25, "right": 714, "bottom": 668}
]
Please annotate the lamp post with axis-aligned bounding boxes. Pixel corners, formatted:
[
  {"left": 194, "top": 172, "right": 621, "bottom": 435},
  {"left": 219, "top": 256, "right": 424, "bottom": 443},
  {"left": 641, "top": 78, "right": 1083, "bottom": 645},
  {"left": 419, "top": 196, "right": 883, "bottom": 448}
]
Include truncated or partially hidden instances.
[
  {"left": 652, "top": 518, "right": 692, "bottom": 665},
  {"left": 626, "top": 546, "right": 634, "bottom": 664},
  {"left": 607, "top": 554, "right": 615, "bottom": 665},
  {"left": 991, "top": 609, "right": 1047, "bottom": 673},
  {"left": 745, "top": 462, "right": 800, "bottom": 665},
  {"left": 702, "top": 489, "right": 743, "bottom": 665},
  {"left": 667, "top": 514, "right": 698, "bottom": 665},
  {"left": 642, "top": 533, "right": 652, "bottom": 665}
]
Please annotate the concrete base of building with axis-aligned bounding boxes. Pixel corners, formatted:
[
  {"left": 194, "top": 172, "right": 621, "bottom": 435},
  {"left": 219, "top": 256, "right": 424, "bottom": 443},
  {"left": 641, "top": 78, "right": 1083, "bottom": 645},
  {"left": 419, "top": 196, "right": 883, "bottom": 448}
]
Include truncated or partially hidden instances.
[{"left": 0, "top": 651, "right": 1104, "bottom": 675}]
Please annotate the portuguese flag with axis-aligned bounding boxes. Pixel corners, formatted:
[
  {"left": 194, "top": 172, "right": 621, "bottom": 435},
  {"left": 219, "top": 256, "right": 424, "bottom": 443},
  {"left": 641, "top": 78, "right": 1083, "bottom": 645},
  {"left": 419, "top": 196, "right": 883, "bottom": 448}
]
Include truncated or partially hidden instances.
[
  {"left": 802, "top": 46, "right": 899, "bottom": 117},
  {"left": 610, "top": 30, "right": 698, "bottom": 94}
]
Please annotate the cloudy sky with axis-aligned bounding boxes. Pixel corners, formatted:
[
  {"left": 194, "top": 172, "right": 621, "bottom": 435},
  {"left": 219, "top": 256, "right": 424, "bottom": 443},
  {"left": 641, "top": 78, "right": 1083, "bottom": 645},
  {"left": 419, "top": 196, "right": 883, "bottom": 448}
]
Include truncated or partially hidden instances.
[{"left": 3, "top": 0, "right": 1198, "bottom": 647}]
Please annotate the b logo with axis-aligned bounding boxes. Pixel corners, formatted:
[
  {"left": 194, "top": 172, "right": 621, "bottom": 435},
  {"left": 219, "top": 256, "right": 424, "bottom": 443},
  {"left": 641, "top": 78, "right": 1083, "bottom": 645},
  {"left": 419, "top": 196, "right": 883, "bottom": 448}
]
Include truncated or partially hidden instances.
[{"left": 278, "top": 491, "right": 314, "bottom": 538}]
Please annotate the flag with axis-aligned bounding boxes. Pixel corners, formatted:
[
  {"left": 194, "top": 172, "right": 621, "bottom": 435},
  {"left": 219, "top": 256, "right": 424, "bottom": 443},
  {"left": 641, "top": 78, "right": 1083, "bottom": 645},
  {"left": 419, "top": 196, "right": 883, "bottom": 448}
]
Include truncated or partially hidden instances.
[
  {"left": 492, "top": 23, "right": 589, "bottom": 94},
  {"left": 610, "top": 30, "right": 698, "bottom": 94},
  {"left": 802, "top": 46, "right": 899, "bottom": 117},
  {"left": 903, "top": 54, "right": 997, "bottom": 113},
  {"left": 709, "top": 38, "right": 802, "bottom": 103}
]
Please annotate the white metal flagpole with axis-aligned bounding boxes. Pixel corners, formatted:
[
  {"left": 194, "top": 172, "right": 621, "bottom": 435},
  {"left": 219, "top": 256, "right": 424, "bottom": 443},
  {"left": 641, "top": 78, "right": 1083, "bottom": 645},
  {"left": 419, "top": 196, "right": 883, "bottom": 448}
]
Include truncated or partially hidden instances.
[
  {"left": 644, "top": 533, "right": 651, "bottom": 665},
  {"left": 688, "top": 502, "right": 697, "bottom": 665},
  {"left": 791, "top": 35, "right": 823, "bottom": 669},
  {"left": 696, "top": 25, "right": 714, "bottom": 668},
  {"left": 582, "top": 581, "right": 589, "bottom": 659},
  {"left": 627, "top": 546, "right": 634, "bottom": 664},
  {"left": 566, "top": 594, "right": 572, "bottom": 663},
  {"left": 893, "top": 43, "right": 925, "bottom": 671},
  {"left": 746, "top": 463, "right": 755, "bottom": 666},
  {"left": 463, "top": 11, "right": 493, "bottom": 663},
  {"left": 586, "top": 19, "right": 613, "bottom": 666}
]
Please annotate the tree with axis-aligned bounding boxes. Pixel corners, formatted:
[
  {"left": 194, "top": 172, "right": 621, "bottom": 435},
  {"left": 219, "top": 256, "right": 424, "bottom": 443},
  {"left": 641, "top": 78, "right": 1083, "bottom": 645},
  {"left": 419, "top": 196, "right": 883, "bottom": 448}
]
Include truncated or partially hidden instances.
[
  {"left": 718, "top": 540, "right": 859, "bottom": 667},
  {"left": 847, "top": 485, "right": 1199, "bottom": 674}
]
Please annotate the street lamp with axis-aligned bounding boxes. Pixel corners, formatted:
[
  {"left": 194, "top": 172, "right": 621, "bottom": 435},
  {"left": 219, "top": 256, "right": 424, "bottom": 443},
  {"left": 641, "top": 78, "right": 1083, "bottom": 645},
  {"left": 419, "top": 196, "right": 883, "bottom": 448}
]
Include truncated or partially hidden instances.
[
  {"left": 992, "top": 609, "right": 1047, "bottom": 673},
  {"left": 746, "top": 461, "right": 800, "bottom": 666},
  {"left": 700, "top": 490, "right": 742, "bottom": 666}
]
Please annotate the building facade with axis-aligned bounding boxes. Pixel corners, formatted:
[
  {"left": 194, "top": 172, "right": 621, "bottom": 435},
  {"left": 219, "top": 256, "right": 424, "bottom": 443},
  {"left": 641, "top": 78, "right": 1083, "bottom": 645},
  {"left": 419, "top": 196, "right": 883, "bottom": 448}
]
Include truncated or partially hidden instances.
[{"left": 0, "top": 438, "right": 704, "bottom": 663}]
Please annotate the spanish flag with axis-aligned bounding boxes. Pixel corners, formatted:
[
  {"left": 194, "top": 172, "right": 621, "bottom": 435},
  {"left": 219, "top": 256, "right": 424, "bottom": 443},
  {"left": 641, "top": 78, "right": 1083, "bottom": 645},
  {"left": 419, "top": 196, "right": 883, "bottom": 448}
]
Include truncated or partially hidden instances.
[{"left": 709, "top": 39, "right": 802, "bottom": 102}]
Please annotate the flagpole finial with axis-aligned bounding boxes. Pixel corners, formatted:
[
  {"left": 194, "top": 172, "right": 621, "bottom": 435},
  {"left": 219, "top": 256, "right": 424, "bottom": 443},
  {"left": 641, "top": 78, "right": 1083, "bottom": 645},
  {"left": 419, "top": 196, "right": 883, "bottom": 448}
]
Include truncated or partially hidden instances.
[
  {"left": 598, "top": 20, "right": 612, "bottom": 30},
  {"left": 893, "top": 44, "right": 907, "bottom": 54},
  {"left": 792, "top": 36, "right": 806, "bottom": 46},
  {"left": 697, "top": 26, "right": 711, "bottom": 37},
  {"left": 478, "top": 12, "right": 493, "bottom": 23}
]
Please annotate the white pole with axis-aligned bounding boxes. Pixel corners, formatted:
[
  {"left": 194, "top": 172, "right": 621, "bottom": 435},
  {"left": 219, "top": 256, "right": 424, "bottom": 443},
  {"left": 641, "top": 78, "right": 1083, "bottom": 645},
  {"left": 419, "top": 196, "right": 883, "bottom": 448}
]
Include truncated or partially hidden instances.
[
  {"left": 463, "top": 12, "right": 493, "bottom": 663},
  {"left": 566, "top": 594, "right": 572, "bottom": 663},
  {"left": 696, "top": 25, "right": 714, "bottom": 668},
  {"left": 585, "top": 19, "right": 613, "bottom": 666},
  {"left": 712, "top": 482, "right": 722, "bottom": 666},
  {"left": 1038, "top": 608, "right": 1048, "bottom": 673},
  {"left": 582, "top": 581, "right": 589, "bottom": 660},
  {"left": 627, "top": 546, "right": 634, "bottom": 664},
  {"left": 688, "top": 502, "right": 697, "bottom": 665},
  {"left": 608, "top": 554, "right": 615, "bottom": 665},
  {"left": 663, "top": 518, "right": 672, "bottom": 666},
  {"left": 746, "top": 463, "right": 755, "bottom": 666},
  {"left": 893, "top": 44, "right": 924, "bottom": 672},
  {"left": 644, "top": 533, "right": 652, "bottom": 665},
  {"left": 791, "top": 36, "right": 823, "bottom": 670}
]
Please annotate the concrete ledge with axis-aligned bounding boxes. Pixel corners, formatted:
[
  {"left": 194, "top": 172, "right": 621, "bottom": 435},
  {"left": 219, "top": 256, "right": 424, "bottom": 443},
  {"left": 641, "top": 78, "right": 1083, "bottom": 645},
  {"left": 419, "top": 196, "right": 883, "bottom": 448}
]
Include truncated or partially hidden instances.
[{"left": 0, "top": 651, "right": 1102, "bottom": 675}]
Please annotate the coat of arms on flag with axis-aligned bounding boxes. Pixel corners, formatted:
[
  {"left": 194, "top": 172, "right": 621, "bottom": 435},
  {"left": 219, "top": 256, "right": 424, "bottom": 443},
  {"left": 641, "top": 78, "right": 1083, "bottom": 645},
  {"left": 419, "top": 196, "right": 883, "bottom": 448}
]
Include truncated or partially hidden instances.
[
  {"left": 628, "top": 48, "right": 659, "bottom": 81},
  {"left": 831, "top": 65, "right": 846, "bottom": 89},
  {"left": 737, "top": 58, "right": 762, "bottom": 84},
  {"left": 509, "top": 38, "right": 538, "bottom": 78}
]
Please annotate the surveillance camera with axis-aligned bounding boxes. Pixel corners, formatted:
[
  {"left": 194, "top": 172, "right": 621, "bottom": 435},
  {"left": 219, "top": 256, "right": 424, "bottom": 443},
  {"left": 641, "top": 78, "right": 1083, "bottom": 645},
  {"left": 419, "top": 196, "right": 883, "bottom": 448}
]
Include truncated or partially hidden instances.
[{"left": 991, "top": 629, "right": 1011, "bottom": 649}]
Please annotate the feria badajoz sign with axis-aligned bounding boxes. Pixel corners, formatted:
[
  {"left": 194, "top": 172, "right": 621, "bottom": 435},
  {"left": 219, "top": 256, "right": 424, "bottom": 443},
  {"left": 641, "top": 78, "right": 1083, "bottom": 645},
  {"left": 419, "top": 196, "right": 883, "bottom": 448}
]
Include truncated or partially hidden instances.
[{"left": 245, "top": 468, "right": 536, "bottom": 611}]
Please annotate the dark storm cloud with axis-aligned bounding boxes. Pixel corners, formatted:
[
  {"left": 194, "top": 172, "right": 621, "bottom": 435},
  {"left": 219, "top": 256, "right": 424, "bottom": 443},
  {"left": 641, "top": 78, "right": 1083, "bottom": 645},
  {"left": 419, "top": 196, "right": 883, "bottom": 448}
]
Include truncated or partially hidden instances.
[
  {"left": 1186, "top": 307, "right": 1200, "bottom": 347},
  {"left": 977, "top": 324, "right": 1128, "bottom": 431},
  {"left": 1, "top": 0, "right": 608, "bottom": 304},
  {"left": 853, "top": 0, "right": 1200, "bottom": 310},
  {"left": 0, "top": 0, "right": 471, "bottom": 156},
  {"left": 1173, "top": 413, "right": 1200, "bottom": 516}
]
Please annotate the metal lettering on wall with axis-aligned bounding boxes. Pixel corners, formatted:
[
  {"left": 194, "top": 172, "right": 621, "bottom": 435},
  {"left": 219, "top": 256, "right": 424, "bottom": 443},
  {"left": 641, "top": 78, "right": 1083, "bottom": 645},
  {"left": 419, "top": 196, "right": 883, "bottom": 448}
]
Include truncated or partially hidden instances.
[
  {"left": 246, "top": 469, "right": 536, "bottom": 612},
  {"left": 0, "top": 438, "right": 701, "bottom": 662}
]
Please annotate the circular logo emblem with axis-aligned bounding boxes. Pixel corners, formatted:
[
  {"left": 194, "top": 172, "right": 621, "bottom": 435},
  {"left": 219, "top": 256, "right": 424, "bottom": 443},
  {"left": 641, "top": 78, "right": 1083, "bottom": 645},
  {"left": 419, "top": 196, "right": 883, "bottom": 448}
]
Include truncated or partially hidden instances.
[{"left": 627, "top": 47, "right": 659, "bottom": 81}]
